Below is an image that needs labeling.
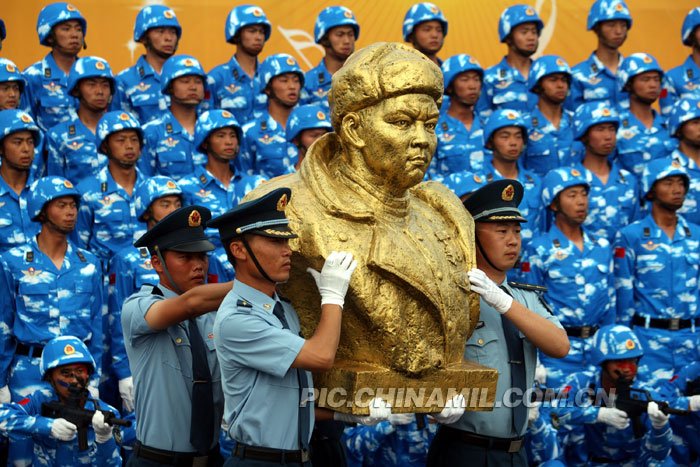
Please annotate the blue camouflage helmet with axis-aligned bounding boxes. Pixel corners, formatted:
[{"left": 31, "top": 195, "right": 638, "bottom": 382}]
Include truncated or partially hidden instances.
[
  {"left": 40, "top": 335, "right": 95, "bottom": 379},
  {"left": 573, "top": 101, "right": 619, "bottom": 140},
  {"left": 286, "top": 104, "right": 332, "bottom": 142},
  {"left": 194, "top": 109, "right": 242, "bottom": 153},
  {"left": 618, "top": 53, "right": 663, "bottom": 90},
  {"left": 259, "top": 53, "right": 304, "bottom": 90},
  {"left": 441, "top": 54, "right": 483, "bottom": 92},
  {"left": 160, "top": 54, "right": 207, "bottom": 94},
  {"left": 587, "top": 0, "right": 632, "bottom": 30},
  {"left": 528, "top": 55, "right": 571, "bottom": 92},
  {"left": 641, "top": 157, "right": 690, "bottom": 198},
  {"left": 225, "top": 5, "right": 271, "bottom": 43},
  {"left": 0, "top": 58, "right": 26, "bottom": 93},
  {"left": 0, "top": 19, "right": 6, "bottom": 41},
  {"left": 36, "top": 2, "right": 87, "bottom": 47},
  {"left": 541, "top": 167, "right": 590, "bottom": 207},
  {"left": 67, "top": 56, "right": 115, "bottom": 96},
  {"left": 27, "top": 176, "right": 81, "bottom": 221},
  {"left": 402, "top": 2, "right": 448, "bottom": 42},
  {"left": 134, "top": 5, "right": 182, "bottom": 42},
  {"left": 134, "top": 175, "right": 183, "bottom": 221},
  {"left": 498, "top": 4, "right": 544, "bottom": 42},
  {"left": 314, "top": 6, "right": 360, "bottom": 43},
  {"left": 0, "top": 109, "right": 41, "bottom": 146},
  {"left": 590, "top": 325, "right": 643, "bottom": 366},
  {"left": 96, "top": 110, "right": 144, "bottom": 152},
  {"left": 682, "top": 7, "right": 700, "bottom": 45},
  {"left": 483, "top": 108, "right": 528, "bottom": 146},
  {"left": 668, "top": 97, "right": 700, "bottom": 137},
  {"left": 442, "top": 171, "right": 487, "bottom": 199}
]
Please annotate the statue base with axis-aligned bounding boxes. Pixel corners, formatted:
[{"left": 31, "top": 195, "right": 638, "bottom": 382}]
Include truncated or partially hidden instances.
[{"left": 313, "top": 360, "right": 498, "bottom": 415}]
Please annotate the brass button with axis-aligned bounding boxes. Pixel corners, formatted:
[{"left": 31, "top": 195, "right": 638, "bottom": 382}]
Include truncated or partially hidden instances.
[
  {"left": 477, "top": 338, "right": 484, "bottom": 345},
  {"left": 175, "top": 338, "right": 183, "bottom": 344},
  {"left": 263, "top": 303, "right": 271, "bottom": 310},
  {"left": 338, "top": 233, "right": 348, "bottom": 242}
]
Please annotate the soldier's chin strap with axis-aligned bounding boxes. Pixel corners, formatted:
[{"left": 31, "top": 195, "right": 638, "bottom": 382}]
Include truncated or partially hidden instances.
[
  {"left": 475, "top": 233, "right": 506, "bottom": 273},
  {"left": 154, "top": 246, "right": 183, "bottom": 295},
  {"left": 239, "top": 235, "right": 275, "bottom": 284}
]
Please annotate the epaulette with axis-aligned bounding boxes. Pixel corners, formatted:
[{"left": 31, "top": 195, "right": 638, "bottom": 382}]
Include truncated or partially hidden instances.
[
  {"left": 76, "top": 250, "right": 87, "bottom": 263},
  {"left": 25, "top": 250, "right": 34, "bottom": 263},
  {"left": 441, "top": 121, "right": 449, "bottom": 132},
  {"left": 508, "top": 281, "right": 547, "bottom": 293},
  {"left": 139, "top": 247, "right": 149, "bottom": 258},
  {"left": 101, "top": 182, "right": 108, "bottom": 193},
  {"left": 552, "top": 238, "right": 561, "bottom": 248},
  {"left": 68, "top": 125, "right": 76, "bottom": 136},
  {"left": 138, "top": 66, "right": 145, "bottom": 78},
  {"left": 199, "top": 174, "right": 207, "bottom": 184},
  {"left": 590, "top": 62, "right": 599, "bottom": 74},
  {"left": 498, "top": 68, "right": 507, "bottom": 79},
  {"left": 643, "top": 227, "right": 650, "bottom": 238},
  {"left": 260, "top": 120, "right": 267, "bottom": 131},
  {"left": 44, "top": 68, "right": 51, "bottom": 78},
  {"left": 232, "top": 69, "right": 240, "bottom": 80},
  {"left": 165, "top": 123, "right": 173, "bottom": 134},
  {"left": 531, "top": 116, "right": 539, "bottom": 127},
  {"left": 687, "top": 69, "right": 694, "bottom": 80},
  {"left": 318, "top": 72, "right": 326, "bottom": 84},
  {"left": 237, "top": 299, "right": 253, "bottom": 310}
]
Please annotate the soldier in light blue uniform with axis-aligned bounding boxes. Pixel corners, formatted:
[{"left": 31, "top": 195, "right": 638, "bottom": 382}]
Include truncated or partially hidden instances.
[
  {"left": 574, "top": 102, "right": 640, "bottom": 241},
  {"left": 430, "top": 54, "right": 486, "bottom": 177},
  {"left": 0, "top": 336, "right": 121, "bottom": 467},
  {"left": 439, "top": 170, "right": 487, "bottom": 201},
  {"left": 140, "top": 55, "right": 207, "bottom": 180},
  {"left": 616, "top": 53, "right": 674, "bottom": 178},
  {"left": 660, "top": 8, "right": 700, "bottom": 116},
  {"left": 114, "top": 5, "right": 181, "bottom": 124},
  {"left": 0, "top": 176, "right": 104, "bottom": 465},
  {"left": 106, "top": 176, "right": 182, "bottom": 416},
  {"left": 238, "top": 54, "right": 302, "bottom": 178},
  {"left": 302, "top": 6, "right": 359, "bottom": 109},
  {"left": 0, "top": 58, "right": 25, "bottom": 111},
  {"left": 0, "top": 109, "right": 41, "bottom": 252},
  {"left": 285, "top": 104, "right": 332, "bottom": 171},
  {"left": 402, "top": 2, "right": 448, "bottom": 66},
  {"left": 567, "top": 0, "right": 632, "bottom": 112},
  {"left": 477, "top": 5, "right": 543, "bottom": 119},
  {"left": 46, "top": 56, "right": 114, "bottom": 185},
  {"left": 667, "top": 97, "right": 700, "bottom": 224},
  {"left": 23, "top": 3, "right": 87, "bottom": 132},
  {"left": 477, "top": 109, "right": 543, "bottom": 244},
  {"left": 551, "top": 325, "right": 673, "bottom": 466},
  {"left": 613, "top": 158, "right": 700, "bottom": 388},
  {"left": 76, "top": 111, "right": 146, "bottom": 269},
  {"left": 427, "top": 180, "right": 569, "bottom": 467},
  {"left": 207, "top": 5, "right": 271, "bottom": 125},
  {"left": 519, "top": 167, "right": 615, "bottom": 389},
  {"left": 525, "top": 400, "right": 562, "bottom": 466},
  {"left": 524, "top": 55, "right": 576, "bottom": 177},
  {"left": 122, "top": 205, "right": 231, "bottom": 465}
]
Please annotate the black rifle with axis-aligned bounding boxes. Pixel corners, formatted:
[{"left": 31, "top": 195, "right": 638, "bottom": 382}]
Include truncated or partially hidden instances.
[
  {"left": 614, "top": 378, "right": 689, "bottom": 439},
  {"left": 41, "top": 400, "right": 131, "bottom": 450}
]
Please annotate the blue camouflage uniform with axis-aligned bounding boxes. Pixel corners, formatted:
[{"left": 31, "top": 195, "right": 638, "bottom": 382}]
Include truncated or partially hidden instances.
[
  {"left": 613, "top": 158, "right": 700, "bottom": 388},
  {"left": 668, "top": 97, "right": 700, "bottom": 225},
  {"left": 525, "top": 405, "right": 562, "bottom": 466},
  {"left": 551, "top": 325, "right": 673, "bottom": 466},
  {"left": 343, "top": 418, "right": 438, "bottom": 467},
  {"left": 438, "top": 170, "right": 487, "bottom": 199},
  {"left": 302, "top": 6, "right": 360, "bottom": 108},
  {"left": 207, "top": 5, "right": 271, "bottom": 124},
  {"left": 0, "top": 110, "right": 42, "bottom": 252},
  {"left": 113, "top": 5, "right": 181, "bottom": 124},
  {"left": 659, "top": 8, "right": 700, "bottom": 115}
]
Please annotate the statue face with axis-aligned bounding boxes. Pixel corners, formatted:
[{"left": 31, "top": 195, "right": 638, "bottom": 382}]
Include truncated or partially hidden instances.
[{"left": 357, "top": 93, "right": 439, "bottom": 191}]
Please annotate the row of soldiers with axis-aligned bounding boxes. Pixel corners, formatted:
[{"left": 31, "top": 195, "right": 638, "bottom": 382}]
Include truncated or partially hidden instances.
[{"left": 0, "top": 0, "right": 699, "bottom": 466}]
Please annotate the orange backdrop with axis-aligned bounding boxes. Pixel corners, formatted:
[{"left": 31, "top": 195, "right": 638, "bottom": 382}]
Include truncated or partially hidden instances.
[{"left": 1, "top": 0, "right": 696, "bottom": 73}]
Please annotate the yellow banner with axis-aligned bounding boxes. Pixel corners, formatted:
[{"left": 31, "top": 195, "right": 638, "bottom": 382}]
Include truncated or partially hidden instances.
[{"left": 1, "top": 0, "right": 696, "bottom": 74}]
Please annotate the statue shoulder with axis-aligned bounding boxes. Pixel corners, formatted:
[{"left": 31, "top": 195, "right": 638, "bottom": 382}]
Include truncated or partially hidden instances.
[{"left": 412, "top": 180, "right": 474, "bottom": 224}]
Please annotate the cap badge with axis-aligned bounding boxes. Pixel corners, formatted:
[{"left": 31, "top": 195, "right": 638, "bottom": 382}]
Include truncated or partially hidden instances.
[
  {"left": 118, "top": 112, "right": 130, "bottom": 121},
  {"left": 316, "top": 111, "right": 326, "bottom": 120},
  {"left": 164, "top": 9, "right": 175, "bottom": 19},
  {"left": 671, "top": 160, "right": 681, "bottom": 168},
  {"left": 642, "top": 55, "right": 652, "bottom": 64},
  {"left": 625, "top": 339, "right": 635, "bottom": 350},
  {"left": 20, "top": 113, "right": 32, "bottom": 123},
  {"left": 601, "top": 108, "right": 612, "bottom": 117},
  {"left": 571, "top": 168, "right": 581, "bottom": 177},
  {"left": 615, "top": 3, "right": 625, "bottom": 12},
  {"left": 66, "top": 4, "right": 77, "bottom": 12},
  {"left": 166, "top": 180, "right": 177, "bottom": 189},
  {"left": 506, "top": 111, "right": 517, "bottom": 120},
  {"left": 343, "top": 10, "right": 353, "bottom": 18},
  {"left": 188, "top": 209, "right": 202, "bottom": 227},
  {"left": 6, "top": 64, "right": 15, "bottom": 72},
  {"left": 556, "top": 58, "right": 565, "bottom": 67},
  {"left": 252, "top": 8, "right": 263, "bottom": 17},
  {"left": 525, "top": 7, "right": 535, "bottom": 15},
  {"left": 286, "top": 57, "right": 296, "bottom": 66},
  {"left": 221, "top": 110, "right": 232, "bottom": 118},
  {"left": 95, "top": 61, "right": 106, "bottom": 70},
  {"left": 473, "top": 174, "right": 483, "bottom": 183},
  {"left": 429, "top": 5, "right": 439, "bottom": 13},
  {"left": 183, "top": 58, "right": 196, "bottom": 67},
  {"left": 63, "top": 180, "right": 74, "bottom": 189},
  {"left": 502, "top": 184, "right": 515, "bottom": 201},
  {"left": 277, "top": 193, "right": 289, "bottom": 211},
  {"left": 64, "top": 344, "right": 76, "bottom": 355}
]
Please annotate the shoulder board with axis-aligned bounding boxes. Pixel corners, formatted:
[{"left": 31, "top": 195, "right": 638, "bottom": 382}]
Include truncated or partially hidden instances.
[
  {"left": 591, "top": 62, "right": 599, "bottom": 74},
  {"left": 552, "top": 238, "right": 561, "bottom": 248},
  {"left": 508, "top": 281, "right": 548, "bottom": 293},
  {"left": 139, "top": 247, "right": 149, "bottom": 258},
  {"left": 687, "top": 69, "right": 694, "bottom": 80},
  {"left": 236, "top": 299, "right": 253, "bottom": 309},
  {"left": 498, "top": 68, "right": 507, "bottom": 79},
  {"left": 25, "top": 250, "right": 34, "bottom": 263},
  {"left": 199, "top": 174, "right": 207, "bottom": 184},
  {"left": 232, "top": 69, "right": 240, "bottom": 80},
  {"left": 643, "top": 227, "right": 650, "bottom": 237},
  {"left": 441, "top": 121, "right": 449, "bottom": 132},
  {"left": 44, "top": 68, "right": 51, "bottom": 78},
  {"left": 165, "top": 123, "right": 173, "bottom": 134},
  {"left": 318, "top": 72, "right": 326, "bottom": 84},
  {"left": 101, "top": 182, "right": 108, "bottom": 193},
  {"left": 138, "top": 66, "right": 145, "bottom": 78},
  {"left": 76, "top": 250, "right": 87, "bottom": 263},
  {"left": 68, "top": 124, "right": 76, "bottom": 136},
  {"left": 260, "top": 120, "right": 267, "bottom": 131},
  {"left": 531, "top": 116, "right": 539, "bottom": 127},
  {"left": 685, "top": 227, "right": 691, "bottom": 237}
]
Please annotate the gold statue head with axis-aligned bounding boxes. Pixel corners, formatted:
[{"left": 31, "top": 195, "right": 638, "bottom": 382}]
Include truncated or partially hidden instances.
[{"left": 327, "top": 42, "right": 443, "bottom": 196}]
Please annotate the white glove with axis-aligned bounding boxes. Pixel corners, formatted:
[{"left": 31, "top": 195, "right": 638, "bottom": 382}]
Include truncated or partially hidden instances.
[
  {"left": 689, "top": 395, "right": 700, "bottom": 412},
  {"left": 92, "top": 410, "right": 113, "bottom": 444},
  {"left": 118, "top": 377, "right": 134, "bottom": 412},
  {"left": 0, "top": 385, "right": 10, "bottom": 404},
  {"left": 50, "top": 418, "right": 77, "bottom": 441},
  {"left": 535, "top": 363, "right": 547, "bottom": 386},
  {"left": 647, "top": 402, "right": 669, "bottom": 429},
  {"left": 429, "top": 394, "right": 466, "bottom": 425},
  {"left": 467, "top": 268, "right": 513, "bottom": 314},
  {"left": 87, "top": 384, "right": 99, "bottom": 400},
  {"left": 333, "top": 397, "right": 392, "bottom": 425},
  {"left": 528, "top": 402, "right": 541, "bottom": 426},
  {"left": 388, "top": 413, "right": 415, "bottom": 425},
  {"left": 596, "top": 407, "right": 630, "bottom": 430},
  {"left": 307, "top": 251, "right": 358, "bottom": 308}
]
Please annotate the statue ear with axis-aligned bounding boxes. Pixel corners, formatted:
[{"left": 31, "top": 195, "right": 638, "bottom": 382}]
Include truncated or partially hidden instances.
[{"left": 340, "top": 112, "right": 365, "bottom": 149}]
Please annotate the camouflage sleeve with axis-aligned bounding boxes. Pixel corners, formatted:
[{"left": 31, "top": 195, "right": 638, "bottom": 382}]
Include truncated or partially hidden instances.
[
  {"left": 45, "top": 127, "right": 65, "bottom": 178},
  {"left": 0, "top": 259, "right": 16, "bottom": 386},
  {"left": 659, "top": 74, "right": 678, "bottom": 116},
  {"left": 109, "top": 255, "right": 134, "bottom": 380},
  {"left": 0, "top": 393, "right": 53, "bottom": 440},
  {"left": 612, "top": 229, "right": 635, "bottom": 326},
  {"left": 75, "top": 194, "right": 94, "bottom": 249},
  {"left": 550, "top": 372, "right": 599, "bottom": 428},
  {"left": 640, "top": 418, "right": 673, "bottom": 463},
  {"left": 88, "top": 260, "right": 105, "bottom": 385},
  {"left": 93, "top": 400, "right": 123, "bottom": 467},
  {"left": 525, "top": 410, "right": 561, "bottom": 464},
  {"left": 342, "top": 422, "right": 394, "bottom": 466}
]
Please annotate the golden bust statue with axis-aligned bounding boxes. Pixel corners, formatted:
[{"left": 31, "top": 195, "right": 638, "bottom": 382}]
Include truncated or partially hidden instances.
[{"left": 246, "top": 42, "right": 496, "bottom": 413}]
